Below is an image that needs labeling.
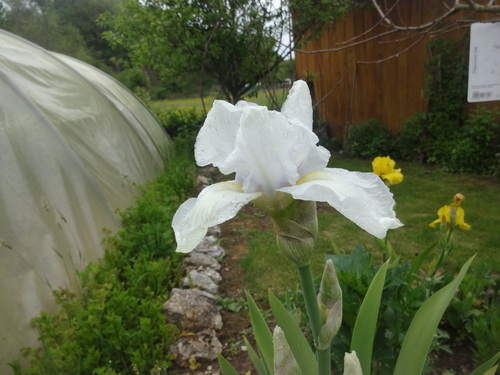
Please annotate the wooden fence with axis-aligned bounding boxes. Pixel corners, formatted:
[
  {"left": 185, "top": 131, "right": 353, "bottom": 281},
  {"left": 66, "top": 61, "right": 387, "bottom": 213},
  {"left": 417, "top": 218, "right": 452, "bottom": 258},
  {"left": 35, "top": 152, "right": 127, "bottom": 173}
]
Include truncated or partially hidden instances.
[{"left": 294, "top": 0, "right": 499, "bottom": 137}]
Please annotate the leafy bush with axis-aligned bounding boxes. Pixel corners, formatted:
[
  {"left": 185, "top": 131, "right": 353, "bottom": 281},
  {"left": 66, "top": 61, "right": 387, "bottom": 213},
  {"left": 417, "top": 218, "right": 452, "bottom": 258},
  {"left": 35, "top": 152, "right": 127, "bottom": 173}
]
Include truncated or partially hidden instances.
[
  {"left": 154, "top": 108, "right": 206, "bottom": 143},
  {"left": 396, "top": 112, "right": 427, "bottom": 162},
  {"left": 425, "top": 37, "right": 469, "bottom": 121},
  {"left": 10, "top": 141, "right": 197, "bottom": 375},
  {"left": 446, "top": 261, "right": 500, "bottom": 365},
  {"left": 444, "top": 107, "right": 500, "bottom": 174},
  {"left": 346, "top": 118, "right": 394, "bottom": 159},
  {"left": 395, "top": 37, "right": 499, "bottom": 174},
  {"left": 397, "top": 107, "right": 500, "bottom": 174}
]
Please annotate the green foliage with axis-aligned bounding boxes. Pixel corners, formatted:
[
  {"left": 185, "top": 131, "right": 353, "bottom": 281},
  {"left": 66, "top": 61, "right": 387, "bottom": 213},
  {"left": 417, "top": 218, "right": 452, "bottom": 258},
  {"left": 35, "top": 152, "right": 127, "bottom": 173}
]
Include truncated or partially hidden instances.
[
  {"left": 395, "top": 37, "right": 499, "bottom": 174},
  {"left": 324, "top": 244, "right": 499, "bottom": 373},
  {"left": 290, "top": 0, "right": 369, "bottom": 46},
  {"left": 9, "top": 140, "right": 197, "bottom": 374},
  {"left": 327, "top": 247, "right": 441, "bottom": 372},
  {"left": 397, "top": 107, "right": 500, "bottom": 174},
  {"left": 216, "top": 296, "right": 247, "bottom": 313},
  {"left": 396, "top": 112, "right": 427, "bottom": 162},
  {"left": 445, "top": 107, "right": 500, "bottom": 174},
  {"left": 446, "top": 261, "right": 500, "bottom": 365},
  {"left": 394, "top": 257, "right": 473, "bottom": 375},
  {"left": 11, "top": 267, "right": 179, "bottom": 375},
  {"left": 350, "top": 260, "right": 389, "bottom": 375},
  {"left": 346, "top": 118, "right": 394, "bottom": 159},
  {"left": 154, "top": 107, "right": 206, "bottom": 143},
  {"left": 425, "top": 37, "right": 469, "bottom": 119},
  {"left": 100, "top": 0, "right": 286, "bottom": 103},
  {"left": 0, "top": 0, "right": 120, "bottom": 67}
]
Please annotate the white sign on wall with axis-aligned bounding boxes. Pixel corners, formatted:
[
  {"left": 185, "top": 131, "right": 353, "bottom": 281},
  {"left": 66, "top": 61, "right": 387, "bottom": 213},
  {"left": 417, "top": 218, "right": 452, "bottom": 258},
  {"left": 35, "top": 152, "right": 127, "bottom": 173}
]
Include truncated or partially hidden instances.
[{"left": 468, "top": 22, "right": 500, "bottom": 103}]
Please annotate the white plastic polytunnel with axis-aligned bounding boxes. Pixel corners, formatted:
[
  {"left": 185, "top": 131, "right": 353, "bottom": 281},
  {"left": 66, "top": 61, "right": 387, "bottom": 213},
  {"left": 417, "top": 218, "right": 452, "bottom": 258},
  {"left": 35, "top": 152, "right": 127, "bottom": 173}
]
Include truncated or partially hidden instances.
[{"left": 0, "top": 29, "right": 172, "bottom": 370}]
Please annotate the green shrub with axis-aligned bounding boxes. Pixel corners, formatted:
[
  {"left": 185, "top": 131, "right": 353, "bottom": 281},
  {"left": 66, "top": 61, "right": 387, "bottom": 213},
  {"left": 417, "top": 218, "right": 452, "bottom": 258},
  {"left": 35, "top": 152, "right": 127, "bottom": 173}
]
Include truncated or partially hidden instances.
[
  {"left": 444, "top": 107, "right": 500, "bottom": 174},
  {"left": 397, "top": 107, "right": 499, "bottom": 174},
  {"left": 395, "top": 37, "right": 499, "bottom": 175},
  {"left": 345, "top": 118, "right": 394, "bottom": 159},
  {"left": 446, "top": 261, "right": 500, "bottom": 366},
  {"left": 10, "top": 141, "right": 197, "bottom": 375},
  {"left": 154, "top": 108, "right": 206, "bottom": 143},
  {"left": 13, "top": 263, "right": 179, "bottom": 375},
  {"left": 425, "top": 37, "right": 469, "bottom": 121},
  {"left": 396, "top": 112, "right": 427, "bottom": 162}
]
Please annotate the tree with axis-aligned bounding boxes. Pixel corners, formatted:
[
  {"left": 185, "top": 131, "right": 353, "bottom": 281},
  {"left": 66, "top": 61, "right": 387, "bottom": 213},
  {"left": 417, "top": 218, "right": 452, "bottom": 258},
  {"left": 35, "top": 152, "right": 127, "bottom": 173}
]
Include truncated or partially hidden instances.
[
  {"left": 289, "top": 0, "right": 368, "bottom": 46},
  {"left": 44, "top": 0, "right": 123, "bottom": 64},
  {"left": 0, "top": 0, "right": 92, "bottom": 60},
  {"left": 100, "top": 0, "right": 289, "bottom": 104},
  {"left": 0, "top": 0, "right": 123, "bottom": 69}
]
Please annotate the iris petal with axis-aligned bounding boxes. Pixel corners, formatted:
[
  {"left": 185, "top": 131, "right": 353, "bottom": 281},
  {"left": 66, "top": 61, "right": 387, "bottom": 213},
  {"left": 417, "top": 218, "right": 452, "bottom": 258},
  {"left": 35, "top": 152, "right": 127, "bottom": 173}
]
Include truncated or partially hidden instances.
[
  {"left": 222, "top": 106, "right": 329, "bottom": 195},
  {"left": 456, "top": 207, "right": 471, "bottom": 230},
  {"left": 281, "top": 80, "right": 313, "bottom": 130},
  {"left": 279, "top": 168, "right": 403, "bottom": 238},
  {"left": 172, "top": 181, "right": 261, "bottom": 252},
  {"left": 195, "top": 100, "right": 242, "bottom": 170}
]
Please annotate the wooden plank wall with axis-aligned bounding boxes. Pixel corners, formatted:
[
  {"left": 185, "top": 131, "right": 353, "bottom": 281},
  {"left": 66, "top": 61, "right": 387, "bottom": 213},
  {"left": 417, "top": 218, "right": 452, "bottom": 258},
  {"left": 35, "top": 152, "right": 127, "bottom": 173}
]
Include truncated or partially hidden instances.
[{"left": 294, "top": 0, "right": 500, "bottom": 137}]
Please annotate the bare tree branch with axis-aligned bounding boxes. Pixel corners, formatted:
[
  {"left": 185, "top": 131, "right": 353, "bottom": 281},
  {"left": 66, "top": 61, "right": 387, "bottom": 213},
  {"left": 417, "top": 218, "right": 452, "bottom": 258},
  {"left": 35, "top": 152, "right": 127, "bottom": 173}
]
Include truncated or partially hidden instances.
[{"left": 371, "top": 0, "right": 500, "bottom": 31}]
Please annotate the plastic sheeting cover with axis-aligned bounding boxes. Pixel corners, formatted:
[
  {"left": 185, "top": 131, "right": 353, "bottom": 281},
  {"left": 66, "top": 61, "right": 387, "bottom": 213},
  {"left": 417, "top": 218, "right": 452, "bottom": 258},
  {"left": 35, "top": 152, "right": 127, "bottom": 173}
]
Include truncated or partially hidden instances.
[{"left": 0, "top": 29, "right": 172, "bottom": 370}]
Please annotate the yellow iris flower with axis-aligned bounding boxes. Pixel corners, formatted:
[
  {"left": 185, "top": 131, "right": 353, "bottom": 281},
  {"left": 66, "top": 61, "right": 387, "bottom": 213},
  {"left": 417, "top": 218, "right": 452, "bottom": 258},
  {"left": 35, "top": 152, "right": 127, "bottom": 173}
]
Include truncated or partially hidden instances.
[
  {"left": 429, "top": 193, "right": 471, "bottom": 230},
  {"left": 372, "top": 156, "right": 403, "bottom": 185}
]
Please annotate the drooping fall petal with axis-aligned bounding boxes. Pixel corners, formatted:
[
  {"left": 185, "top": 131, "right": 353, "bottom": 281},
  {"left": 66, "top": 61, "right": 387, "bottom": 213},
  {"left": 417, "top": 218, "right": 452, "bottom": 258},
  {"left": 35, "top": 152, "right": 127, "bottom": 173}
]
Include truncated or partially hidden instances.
[
  {"left": 172, "top": 182, "right": 261, "bottom": 253},
  {"left": 280, "top": 169, "right": 403, "bottom": 239},
  {"left": 455, "top": 207, "right": 471, "bottom": 230}
]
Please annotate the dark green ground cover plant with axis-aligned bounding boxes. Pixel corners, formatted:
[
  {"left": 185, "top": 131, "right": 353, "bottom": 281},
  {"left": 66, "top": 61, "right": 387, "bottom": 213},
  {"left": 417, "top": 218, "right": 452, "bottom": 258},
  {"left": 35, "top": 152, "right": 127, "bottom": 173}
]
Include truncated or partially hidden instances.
[{"left": 9, "top": 133, "right": 197, "bottom": 375}]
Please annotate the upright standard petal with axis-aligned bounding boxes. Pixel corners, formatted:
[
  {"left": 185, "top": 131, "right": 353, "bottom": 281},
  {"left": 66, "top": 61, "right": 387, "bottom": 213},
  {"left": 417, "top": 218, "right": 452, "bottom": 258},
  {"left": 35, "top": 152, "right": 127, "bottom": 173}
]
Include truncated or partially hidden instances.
[
  {"left": 279, "top": 169, "right": 403, "bottom": 239},
  {"left": 195, "top": 100, "right": 242, "bottom": 170},
  {"left": 172, "top": 182, "right": 261, "bottom": 253},
  {"left": 221, "top": 107, "right": 330, "bottom": 195},
  {"left": 281, "top": 80, "right": 313, "bottom": 131}
]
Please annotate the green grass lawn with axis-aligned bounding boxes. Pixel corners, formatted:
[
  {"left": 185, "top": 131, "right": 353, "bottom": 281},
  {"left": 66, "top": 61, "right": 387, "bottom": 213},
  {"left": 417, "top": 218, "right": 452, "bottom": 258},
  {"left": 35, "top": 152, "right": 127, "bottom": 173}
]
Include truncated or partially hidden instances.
[
  {"left": 150, "top": 88, "right": 288, "bottom": 113},
  {"left": 241, "top": 156, "right": 500, "bottom": 294}
]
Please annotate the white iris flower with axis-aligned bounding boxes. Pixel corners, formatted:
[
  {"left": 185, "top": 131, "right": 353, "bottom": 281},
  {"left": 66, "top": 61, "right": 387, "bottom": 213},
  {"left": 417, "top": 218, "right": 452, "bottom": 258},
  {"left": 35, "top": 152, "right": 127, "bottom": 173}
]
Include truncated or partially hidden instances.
[{"left": 172, "top": 80, "right": 402, "bottom": 253}]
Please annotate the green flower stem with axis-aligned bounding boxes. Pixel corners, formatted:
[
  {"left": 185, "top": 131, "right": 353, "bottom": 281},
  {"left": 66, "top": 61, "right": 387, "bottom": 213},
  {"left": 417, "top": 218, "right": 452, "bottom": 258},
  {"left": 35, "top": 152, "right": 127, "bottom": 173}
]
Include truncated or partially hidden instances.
[{"left": 298, "top": 264, "right": 331, "bottom": 375}]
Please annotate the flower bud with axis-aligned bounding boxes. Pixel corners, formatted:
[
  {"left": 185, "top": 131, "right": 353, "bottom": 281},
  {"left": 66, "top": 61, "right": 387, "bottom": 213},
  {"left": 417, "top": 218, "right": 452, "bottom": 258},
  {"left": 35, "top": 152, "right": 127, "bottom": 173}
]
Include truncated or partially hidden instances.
[
  {"left": 273, "top": 326, "right": 301, "bottom": 375},
  {"left": 343, "top": 351, "right": 363, "bottom": 375},
  {"left": 452, "top": 193, "right": 465, "bottom": 207},
  {"left": 316, "top": 259, "right": 343, "bottom": 349},
  {"left": 271, "top": 199, "right": 318, "bottom": 267}
]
